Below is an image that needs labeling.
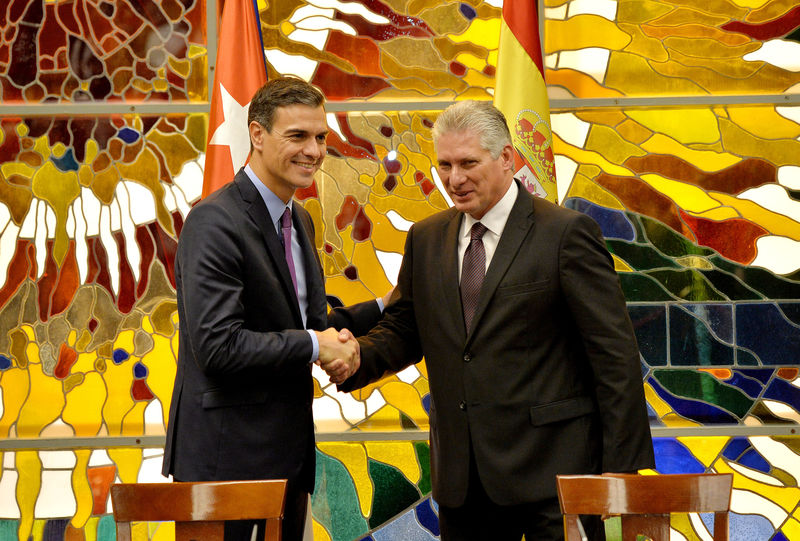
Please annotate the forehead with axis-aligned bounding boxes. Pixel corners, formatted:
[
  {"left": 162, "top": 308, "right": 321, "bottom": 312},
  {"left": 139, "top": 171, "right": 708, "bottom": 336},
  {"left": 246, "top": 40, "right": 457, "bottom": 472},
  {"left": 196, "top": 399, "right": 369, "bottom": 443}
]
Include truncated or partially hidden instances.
[
  {"left": 436, "top": 129, "right": 487, "bottom": 161},
  {"left": 272, "top": 104, "right": 327, "bottom": 132}
]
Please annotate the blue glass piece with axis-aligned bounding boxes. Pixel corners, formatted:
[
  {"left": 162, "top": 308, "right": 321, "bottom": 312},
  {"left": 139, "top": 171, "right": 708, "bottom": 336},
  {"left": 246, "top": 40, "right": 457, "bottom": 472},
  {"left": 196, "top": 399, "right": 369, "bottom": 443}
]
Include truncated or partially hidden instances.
[
  {"left": 648, "top": 376, "right": 738, "bottom": 424},
  {"left": 51, "top": 148, "right": 79, "bottom": 171},
  {"left": 684, "top": 303, "right": 733, "bottom": 343},
  {"left": 112, "top": 349, "right": 130, "bottom": 364},
  {"left": 669, "top": 305, "right": 734, "bottom": 366},
  {"left": 730, "top": 511, "right": 776, "bottom": 540},
  {"left": 358, "top": 537, "right": 374, "bottom": 541},
  {"left": 133, "top": 362, "right": 148, "bottom": 378},
  {"left": 422, "top": 393, "right": 431, "bottom": 414},
  {"left": 763, "top": 378, "right": 800, "bottom": 410},
  {"left": 779, "top": 302, "right": 800, "bottom": 326},
  {"left": 0, "top": 355, "right": 11, "bottom": 370},
  {"left": 737, "top": 303, "right": 800, "bottom": 365},
  {"left": 415, "top": 497, "right": 440, "bottom": 536},
  {"left": 771, "top": 531, "right": 790, "bottom": 541},
  {"left": 458, "top": 3, "right": 477, "bottom": 19},
  {"left": 42, "top": 518, "right": 68, "bottom": 540},
  {"left": 721, "top": 437, "right": 751, "bottom": 461},
  {"left": 372, "top": 505, "right": 438, "bottom": 541},
  {"left": 653, "top": 438, "right": 705, "bottom": 474},
  {"left": 736, "top": 368, "right": 774, "bottom": 384},
  {"left": 726, "top": 371, "right": 764, "bottom": 398},
  {"left": 739, "top": 448, "right": 771, "bottom": 474},
  {"left": 563, "top": 198, "right": 635, "bottom": 241},
  {"left": 628, "top": 305, "right": 667, "bottom": 366},
  {"left": 118, "top": 127, "right": 140, "bottom": 143}
]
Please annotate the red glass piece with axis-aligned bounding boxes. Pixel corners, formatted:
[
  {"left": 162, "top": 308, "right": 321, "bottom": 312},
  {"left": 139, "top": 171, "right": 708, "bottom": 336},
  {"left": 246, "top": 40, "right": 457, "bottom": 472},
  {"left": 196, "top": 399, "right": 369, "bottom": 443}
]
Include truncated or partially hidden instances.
[
  {"left": 295, "top": 181, "right": 318, "bottom": 201},
  {"left": 344, "top": 265, "right": 358, "bottom": 280},
  {"left": 147, "top": 222, "right": 178, "bottom": 288},
  {"left": 420, "top": 179, "right": 435, "bottom": 195},
  {"left": 0, "top": 240, "right": 32, "bottom": 311},
  {"left": 326, "top": 132, "right": 374, "bottom": 160},
  {"left": 54, "top": 343, "right": 78, "bottom": 379},
  {"left": 335, "top": 112, "right": 376, "bottom": 156},
  {"left": 679, "top": 209, "right": 768, "bottom": 264},
  {"left": 383, "top": 175, "right": 397, "bottom": 192},
  {"left": 449, "top": 61, "right": 467, "bottom": 76},
  {"left": 50, "top": 241, "right": 80, "bottom": 317},
  {"left": 778, "top": 368, "right": 799, "bottom": 380},
  {"left": 131, "top": 378, "right": 155, "bottom": 401},
  {"left": 352, "top": 207, "right": 373, "bottom": 241},
  {"left": 336, "top": 195, "right": 360, "bottom": 231},
  {"left": 722, "top": 5, "right": 800, "bottom": 40},
  {"left": 87, "top": 465, "right": 117, "bottom": 515},
  {"left": 326, "top": 31, "right": 384, "bottom": 77},
  {"left": 36, "top": 240, "right": 59, "bottom": 321},
  {"left": 311, "top": 62, "right": 390, "bottom": 100},
  {"left": 86, "top": 236, "right": 115, "bottom": 300},
  {"left": 135, "top": 225, "right": 154, "bottom": 298},
  {"left": 113, "top": 231, "right": 136, "bottom": 314},
  {"left": 0, "top": 120, "right": 21, "bottom": 163}
]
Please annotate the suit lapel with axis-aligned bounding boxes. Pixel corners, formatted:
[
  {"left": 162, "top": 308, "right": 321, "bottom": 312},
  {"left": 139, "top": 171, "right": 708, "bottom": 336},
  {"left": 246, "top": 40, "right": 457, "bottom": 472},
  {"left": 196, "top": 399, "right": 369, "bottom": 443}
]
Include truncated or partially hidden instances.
[
  {"left": 466, "top": 185, "right": 535, "bottom": 343},
  {"left": 440, "top": 209, "right": 467, "bottom": 340},
  {"left": 235, "top": 172, "right": 304, "bottom": 327}
]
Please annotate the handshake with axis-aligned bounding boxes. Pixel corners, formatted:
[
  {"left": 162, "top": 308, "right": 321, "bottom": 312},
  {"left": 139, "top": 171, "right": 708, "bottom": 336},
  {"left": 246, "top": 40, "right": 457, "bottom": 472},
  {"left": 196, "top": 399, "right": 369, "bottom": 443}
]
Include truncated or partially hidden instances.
[{"left": 314, "top": 327, "right": 360, "bottom": 384}]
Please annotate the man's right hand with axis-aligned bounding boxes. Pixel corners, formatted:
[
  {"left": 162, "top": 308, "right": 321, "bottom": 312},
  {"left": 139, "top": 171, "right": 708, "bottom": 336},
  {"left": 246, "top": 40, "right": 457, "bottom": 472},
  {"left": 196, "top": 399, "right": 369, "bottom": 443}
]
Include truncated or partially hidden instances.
[{"left": 315, "top": 328, "right": 359, "bottom": 384}]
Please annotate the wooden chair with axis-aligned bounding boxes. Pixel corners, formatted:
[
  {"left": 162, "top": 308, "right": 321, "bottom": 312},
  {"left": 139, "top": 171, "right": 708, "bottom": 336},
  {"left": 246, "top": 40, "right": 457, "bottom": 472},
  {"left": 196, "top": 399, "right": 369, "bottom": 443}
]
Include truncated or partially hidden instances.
[
  {"left": 111, "top": 479, "right": 288, "bottom": 541},
  {"left": 556, "top": 473, "right": 733, "bottom": 541}
]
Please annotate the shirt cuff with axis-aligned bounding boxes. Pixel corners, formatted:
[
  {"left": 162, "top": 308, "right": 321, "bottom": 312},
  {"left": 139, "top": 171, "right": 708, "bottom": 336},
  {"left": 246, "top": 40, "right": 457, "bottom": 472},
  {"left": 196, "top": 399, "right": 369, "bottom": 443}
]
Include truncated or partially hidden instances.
[{"left": 307, "top": 329, "right": 319, "bottom": 364}]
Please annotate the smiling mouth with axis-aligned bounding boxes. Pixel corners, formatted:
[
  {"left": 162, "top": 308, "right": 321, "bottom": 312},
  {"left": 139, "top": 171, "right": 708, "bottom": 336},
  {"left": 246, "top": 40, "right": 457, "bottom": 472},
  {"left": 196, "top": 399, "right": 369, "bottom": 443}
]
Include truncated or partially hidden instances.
[{"left": 294, "top": 161, "right": 317, "bottom": 170}]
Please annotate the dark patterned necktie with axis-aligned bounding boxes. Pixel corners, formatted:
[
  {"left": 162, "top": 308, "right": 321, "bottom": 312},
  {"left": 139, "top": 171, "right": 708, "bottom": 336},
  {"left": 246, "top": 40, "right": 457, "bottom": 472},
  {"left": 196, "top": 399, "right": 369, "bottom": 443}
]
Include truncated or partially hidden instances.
[
  {"left": 281, "top": 208, "right": 298, "bottom": 296},
  {"left": 461, "top": 222, "right": 488, "bottom": 331}
]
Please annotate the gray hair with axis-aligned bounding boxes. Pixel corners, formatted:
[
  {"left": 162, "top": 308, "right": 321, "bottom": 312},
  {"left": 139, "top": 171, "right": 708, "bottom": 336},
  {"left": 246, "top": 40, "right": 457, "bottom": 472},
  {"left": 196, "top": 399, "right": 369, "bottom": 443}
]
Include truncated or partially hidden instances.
[{"left": 432, "top": 101, "right": 512, "bottom": 158}]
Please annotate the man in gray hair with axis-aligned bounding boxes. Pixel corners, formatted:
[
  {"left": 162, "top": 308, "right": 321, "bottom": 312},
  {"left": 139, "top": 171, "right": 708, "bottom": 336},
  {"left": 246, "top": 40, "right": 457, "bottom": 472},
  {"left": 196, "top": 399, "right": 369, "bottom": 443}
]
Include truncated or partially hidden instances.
[{"left": 338, "top": 100, "right": 654, "bottom": 540}]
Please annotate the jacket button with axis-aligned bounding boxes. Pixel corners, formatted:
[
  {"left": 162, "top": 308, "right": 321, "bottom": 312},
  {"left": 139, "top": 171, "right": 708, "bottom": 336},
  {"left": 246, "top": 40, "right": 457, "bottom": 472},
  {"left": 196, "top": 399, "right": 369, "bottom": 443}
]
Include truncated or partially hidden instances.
[
  {"left": 459, "top": 401, "right": 467, "bottom": 411},
  {"left": 463, "top": 353, "right": 471, "bottom": 363}
]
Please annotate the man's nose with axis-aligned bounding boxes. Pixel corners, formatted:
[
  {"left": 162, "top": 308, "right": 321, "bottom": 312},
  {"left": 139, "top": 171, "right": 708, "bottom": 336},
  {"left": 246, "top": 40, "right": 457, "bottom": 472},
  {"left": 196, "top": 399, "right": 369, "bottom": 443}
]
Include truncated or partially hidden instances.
[{"left": 304, "top": 138, "right": 324, "bottom": 158}]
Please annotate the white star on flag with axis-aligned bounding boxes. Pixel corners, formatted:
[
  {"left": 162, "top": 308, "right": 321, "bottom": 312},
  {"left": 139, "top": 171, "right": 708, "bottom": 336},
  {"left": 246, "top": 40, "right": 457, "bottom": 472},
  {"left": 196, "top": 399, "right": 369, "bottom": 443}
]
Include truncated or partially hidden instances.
[{"left": 208, "top": 82, "right": 252, "bottom": 179}]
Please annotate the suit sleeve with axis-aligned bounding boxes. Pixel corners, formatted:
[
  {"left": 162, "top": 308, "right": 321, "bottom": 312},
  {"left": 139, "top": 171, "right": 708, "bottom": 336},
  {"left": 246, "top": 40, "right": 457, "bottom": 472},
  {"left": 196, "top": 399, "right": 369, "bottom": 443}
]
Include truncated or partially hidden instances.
[
  {"left": 559, "top": 213, "right": 655, "bottom": 472},
  {"left": 338, "top": 225, "right": 424, "bottom": 392},
  {"left": 177, "top": 202, "right": 313, "bottom": 378}
]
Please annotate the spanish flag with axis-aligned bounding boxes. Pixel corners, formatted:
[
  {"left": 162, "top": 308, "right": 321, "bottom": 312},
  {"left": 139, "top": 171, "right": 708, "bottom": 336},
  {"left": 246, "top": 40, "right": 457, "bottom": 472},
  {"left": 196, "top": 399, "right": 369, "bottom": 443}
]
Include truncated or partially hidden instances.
[
  {"left": 202, "top": 0, "right": 268, "bottom": 198},
  {"left": 494, "top": 0, "right": 557, "bottom": 202}
]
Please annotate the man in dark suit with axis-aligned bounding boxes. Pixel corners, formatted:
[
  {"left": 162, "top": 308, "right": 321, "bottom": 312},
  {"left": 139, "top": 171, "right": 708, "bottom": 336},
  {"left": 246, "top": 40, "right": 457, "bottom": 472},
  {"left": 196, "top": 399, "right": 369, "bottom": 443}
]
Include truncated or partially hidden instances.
[
  {"left": 162, "top": 77, "right": 385, "bottom": 541},
  {"left": 337, "top": 101, "right": 655, "bottom": 540}
]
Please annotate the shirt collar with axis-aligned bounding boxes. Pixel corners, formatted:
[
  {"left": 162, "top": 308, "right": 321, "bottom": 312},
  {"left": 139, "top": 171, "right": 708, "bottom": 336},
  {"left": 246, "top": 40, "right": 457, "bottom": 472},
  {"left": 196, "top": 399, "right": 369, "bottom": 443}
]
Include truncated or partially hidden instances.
[
  {"left": 461, "top": 179, "right": 518, "bottom": 238},
  {"left": 244, "top": 164, "right": 293, "bottom": 229}
]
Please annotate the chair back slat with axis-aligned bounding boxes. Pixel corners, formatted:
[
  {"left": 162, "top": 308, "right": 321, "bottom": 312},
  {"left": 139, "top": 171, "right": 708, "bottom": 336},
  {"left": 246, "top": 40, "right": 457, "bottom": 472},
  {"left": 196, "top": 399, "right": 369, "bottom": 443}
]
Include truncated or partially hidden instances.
[
  {"left": 111, "top": 480, "right": 287, "bottom": 541},
  {"left": 557, "top": 473, "right": 733, "bottom": 541}
]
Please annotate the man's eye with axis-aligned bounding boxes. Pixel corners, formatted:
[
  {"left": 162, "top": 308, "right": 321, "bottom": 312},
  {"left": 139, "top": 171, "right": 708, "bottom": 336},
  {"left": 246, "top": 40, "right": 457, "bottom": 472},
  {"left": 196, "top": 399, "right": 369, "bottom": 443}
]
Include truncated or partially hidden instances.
[{"left": 316, "top": 134, "right": 327, "bottom": 142}]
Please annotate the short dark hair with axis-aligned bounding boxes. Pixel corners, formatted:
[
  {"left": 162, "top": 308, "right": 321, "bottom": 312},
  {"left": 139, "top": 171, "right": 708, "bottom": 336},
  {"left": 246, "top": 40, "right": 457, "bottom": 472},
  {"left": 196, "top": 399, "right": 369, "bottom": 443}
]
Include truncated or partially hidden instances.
[{"left": 247, "top": 77, "right": 325, "bottom": 132}]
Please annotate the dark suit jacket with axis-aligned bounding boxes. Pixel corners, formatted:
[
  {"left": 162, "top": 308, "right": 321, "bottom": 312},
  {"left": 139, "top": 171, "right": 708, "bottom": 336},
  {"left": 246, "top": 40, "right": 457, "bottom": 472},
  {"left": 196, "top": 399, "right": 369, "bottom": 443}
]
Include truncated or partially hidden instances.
[
  {"left": 340, "top": 182, "right": 654, "bottom": 507},
  {"left": 162, "top": 169, "right": 381, "bottom": 492}
]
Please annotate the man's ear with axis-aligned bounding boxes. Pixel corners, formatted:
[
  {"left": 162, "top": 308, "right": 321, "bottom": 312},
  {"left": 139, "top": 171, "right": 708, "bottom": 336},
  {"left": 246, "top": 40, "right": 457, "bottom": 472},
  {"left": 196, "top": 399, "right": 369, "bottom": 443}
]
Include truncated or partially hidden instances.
[
  {"left": 500, "top": 143, "right": 515, "bottom": 172},
  {"left": 249, "top": 121, "right": 264, "bottom": 151}
]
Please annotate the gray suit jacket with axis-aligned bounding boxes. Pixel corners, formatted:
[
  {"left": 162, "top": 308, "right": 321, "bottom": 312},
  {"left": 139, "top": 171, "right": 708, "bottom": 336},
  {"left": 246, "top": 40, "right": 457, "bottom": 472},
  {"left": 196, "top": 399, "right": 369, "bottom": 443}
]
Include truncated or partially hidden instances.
[
  {"left": 163, "top": 169, "right": 381, "bottom": 492},
  {"left": 341, "top": 182, "right": 654, "bottom": 506}
]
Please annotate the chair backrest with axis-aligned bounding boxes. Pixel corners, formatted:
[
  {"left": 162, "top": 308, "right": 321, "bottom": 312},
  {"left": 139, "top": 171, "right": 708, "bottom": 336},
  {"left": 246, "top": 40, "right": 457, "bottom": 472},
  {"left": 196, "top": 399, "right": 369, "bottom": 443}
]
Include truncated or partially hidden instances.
[
  {"left": 110, "top": 479, "right": 288, "bottom": 541},
  {"left": 556, "top": 473, "right": 733, "bottom": 541}
]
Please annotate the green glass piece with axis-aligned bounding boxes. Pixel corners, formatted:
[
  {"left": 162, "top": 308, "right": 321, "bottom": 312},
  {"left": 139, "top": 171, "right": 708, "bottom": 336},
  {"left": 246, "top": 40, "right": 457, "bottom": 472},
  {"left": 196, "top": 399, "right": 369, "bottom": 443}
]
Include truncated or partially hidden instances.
[
  {"left": 646, "top": 269, "right": 726, "bottom": 301},
  {"left": 641, "top": 217, "right": 713, "bottom": 258},
  {"left": 96, "top": 515, "right": 116, "bottom": 541},
  {"left": 709, "top": 256, "right": 800, "bottom": 301},
  {"left": 653, "top": 369, "right": 753, "bottom": 419},
  {"left": 368, "top": 458, "right": 422, "bottom": 529},
  {"left": 619, "top": 273, "right": 676, "bottom": 302},
  {"left": 313, "top": 450, "right": 369, "bottom": 541},
  {"left": 414, "top": 441, "right": 432, "bottom": 496},
  {"left": 697, "top": 270, "right": 763, "bottom": 301},
  {"left": 669, "top": 305, "right": 734, "bottom": 366},
  {"left": 735, "top": 348, "right": 760, "bottom": 366},
  {"left": 607, "top": 239, "right": 679, "bottom": 271}
]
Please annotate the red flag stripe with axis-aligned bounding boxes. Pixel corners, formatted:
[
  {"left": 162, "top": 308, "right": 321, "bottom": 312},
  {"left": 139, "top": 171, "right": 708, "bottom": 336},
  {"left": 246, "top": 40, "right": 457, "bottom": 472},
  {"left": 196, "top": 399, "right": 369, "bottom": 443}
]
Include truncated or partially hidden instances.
[{"left": 502, "top": 0, "right": 544, "bottom": 74}]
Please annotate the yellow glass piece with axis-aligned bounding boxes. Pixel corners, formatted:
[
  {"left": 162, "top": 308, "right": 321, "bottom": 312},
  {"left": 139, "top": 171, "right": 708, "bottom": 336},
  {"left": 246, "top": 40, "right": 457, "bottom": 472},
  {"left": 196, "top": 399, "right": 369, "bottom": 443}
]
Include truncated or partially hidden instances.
[
  {"left": 358, "top": 403, "right": 403, "bottom": 431},
  {"left": 365, "top": 441, "right": 420, "bottom": 485},
  {"left": 641, "top": 133, "right": 741, "bottom": 172},
  {"left": 348, "top": 374, "right": 400, "bottom": 403},
  {"left": 575, "top": 110, "right": 627, "bottom": 128},
  {"left": 692, "top": 206, "right": 740, "bottom": 221},
  {"left": 725, "top": 457, "right": 799, "bottom": 511},
  {"left": 317, "top": 442, "right": 372, "bottom": 515},
  {"left": 71, "top": 449, "right": 93, "bottom": 528},
  {"left": 351, "top": 241, "right": 393, "bottom": 298},
  {"left": 31, "top": 161, "right": 80, "bottom": 265},
  {"left": 645, "top": 6, "right": 730, "bottom": 28},
  {"left": 606, "top": 52, "right": 705, "bottom": 96},
  {"left": 187, "top": 56, "right": 209, "bottom": 102},
  {"left": 413, "top": 377, "right": 430, "bottom": 398},
  {"left": 381, "top": 54, "right": 468, "bottom": 98},
  {"left": 552, "top": 132, "right": 633, "bottom": 177},
  {"left": 151, "top": 521, "right": 175, "bottom": 541},
  {"left": 450, "top": 17, "right": 500, "bottom": 46},
  {"left": 312, "top": 521, "right": 333, "bottom": 541},
  {"left": 326, "top": 275, "right": 380, "bottom": 307},
  {"left": 167, "top": 56, "right": 191, "bottom": 78},
  {"left": 781, "top": 517, "right": 800, "bottom": 540},
  {"left": 676, "top": 256, "right": 714, "bottom": 270},
  {"left": 677, "top": 436, "right": 729, "bottom": 468},
  {"left": 564, "top": 172, "right": 625, "bottom": 210},
  {"left": 364, "top": 204, "right": 407, "bottom": 255},
  {"left": 378, "top": 381, "right": 428, "bottom": 426},
  {"left": 17, "top": 362, "right": 65, "bottom": 437},
  {"left": 16, "top": 121, "right": 29, "bottom": 136},
  {"left": 84, "top": 516, "right": 100, "bottom": 541},
  {"left": 640, "top": 174, "right": 721, "bottom": 213},
  {"left": 131, "top": 78, "right": 152, "bottom": 93},
  {"left": 421, "top": 4, "right": 471, "bottom": 35},
  {"left": 102, "top": 357, "right": 136, "bottom": 436},
  {"left": 1, "top": 161, "right": 35, "bottom": 179},
  {"left": 383, "top": 37, "right": 448, "bottom": 72},
  {"left": 63, "top": 372, "right": 105, "bottom": 436},
  {"left": 90, "top": 166, "right": 121, "bottom": 205},
  {"left": 151, "top": 301, "right": 178, "bottom": 336},
  {"left": 121, "top": 401, "right": 147, "bottom": 436},
  {"left": 79, "top": 164, "right": 94, "bottom": 186},
  {"left": 16, "top": 450, "right": 42, "bottom": 541},
  {"left": 612, "top": 254, "right": 634, "bottom": 272},
  {"left": 720, "top": 117, "right": 800, "bottom": 167},
  {"left": 747, "top": 2, "right": 799, "bottom": 23},
  {"left": 585, "top": 125, "right": 646, "bottom": 165},
  {"left": 34, "top": 134, "right": 50, "bottom": 157},
  {"left": 141, "top": 334, "right": 177, "bottom": 428},
  {"left": 616, "top": 118, "right": 652, "bottom": 145},
  {"left": 667, "top": 47, "right": 762, "bottom": 79},
  {"left": 546, "top": 16, "right": 631, "bottom": 53},
  {"left": 145, "top": 131, "right": 200, "bottom": 178},
  {"left": 626, "top": 109, "right": 719, "bottom": 145},
  {"left": 108, "top": 448, "right": 143, "bottom": 483},
  {"left": 616, "top": 0, "right": 672, "bottom": 24},
  {"left": 618, "top": 22, "right": 668, "bottom": 62},
  {"left": 710, "top": 192, "right": 800, "bottom": 240},
  {"left": 185, "top": 114, "right": 208, "bottom": 152},
  {"left": 547, "top": 68, "right": 623, "bottom": 99},
  {"left": 0, "top": 367, "right": 29, "bottom": 437}
]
